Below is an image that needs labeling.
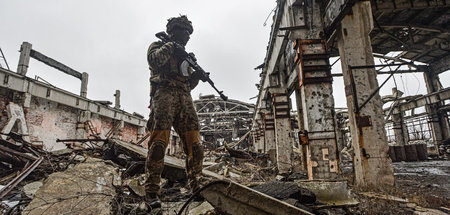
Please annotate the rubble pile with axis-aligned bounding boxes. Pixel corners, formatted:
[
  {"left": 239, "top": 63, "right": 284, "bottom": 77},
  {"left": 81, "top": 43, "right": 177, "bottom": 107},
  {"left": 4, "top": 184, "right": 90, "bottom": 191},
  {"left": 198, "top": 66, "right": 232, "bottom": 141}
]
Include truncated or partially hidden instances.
[
  {"left": 1, "top": 133, "right": 449, "bottom": 215},
  {"left": 0, "top": 133, "right": 104, "bottom": 214}
]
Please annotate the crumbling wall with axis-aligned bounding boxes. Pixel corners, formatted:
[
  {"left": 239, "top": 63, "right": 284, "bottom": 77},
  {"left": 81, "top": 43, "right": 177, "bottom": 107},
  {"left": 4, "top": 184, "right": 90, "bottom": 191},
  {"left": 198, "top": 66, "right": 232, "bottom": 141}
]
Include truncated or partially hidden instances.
[
  {"left": 90, "top": 115, "right": 114, "bottom": 137},
  {"left": 0, "top": 90, "right": 12, "bottom": 129},
  {"left": 26, "top": 97, "right": 78, "bottom": 151},
  {"left": 0, "top": 87, "right": 147, "bottom": 151},
  {"left": 121, "top": 122, "right": 139, "bottom": 143}
]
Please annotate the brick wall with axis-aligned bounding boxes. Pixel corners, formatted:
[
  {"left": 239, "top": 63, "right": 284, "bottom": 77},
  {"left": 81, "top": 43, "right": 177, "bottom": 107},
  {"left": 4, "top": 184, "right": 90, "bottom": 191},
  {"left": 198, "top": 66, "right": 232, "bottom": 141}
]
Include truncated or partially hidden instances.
[{"left": 0, "top": 88, "right": 148, "bottom": 151}]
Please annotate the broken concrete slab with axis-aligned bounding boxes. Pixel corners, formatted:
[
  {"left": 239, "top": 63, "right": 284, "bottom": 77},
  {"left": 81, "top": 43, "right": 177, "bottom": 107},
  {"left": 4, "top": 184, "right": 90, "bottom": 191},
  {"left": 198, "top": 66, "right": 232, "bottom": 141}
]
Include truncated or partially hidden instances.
[
  {"left": 413, "top": 206, "right": 448, "bottom": 215},
  {"left": 108, "top": 139, "right": 185, "bottom": 168},
  {"left": 23, "top": 181, "right": 43, "bottom": 199},
  {"left": 50, "top": 148, "right": 73, "bottom": 156},
  {"left": 200, "top": 180, "right": 314, "bottom": 215},
  {"left": 296, "top": 181, "right": 359, "bottom": 206},
  {"left": 71, "top": 154, "right": 86, "bottom": 162},
  {"left": 188, "top": 201, "right": 215, "bottom": 215},
  {"left": 253, "top": 181, "right": 316, "bottom": 204},
  {"left": 105, "top": 139, "right": 187, "bottom": 181},
  {"left": 23, "top": 157, "right": 118, "bottom": 215},
  {"left": 127, "top": 177, "right": 145, "bottom": 197}
]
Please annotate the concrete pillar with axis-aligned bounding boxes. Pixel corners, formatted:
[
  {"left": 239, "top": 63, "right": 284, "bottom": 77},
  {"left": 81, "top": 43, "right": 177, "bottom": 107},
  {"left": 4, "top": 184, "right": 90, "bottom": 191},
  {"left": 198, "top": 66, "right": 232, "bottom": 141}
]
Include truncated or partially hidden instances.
[
  {"left": 251, "top": 130, "right": 258, "bottom": 152},
  {"left": 17, "top": 42, "right": 32, "bottom": 76},
  {"left": 263, "top": 111, "right": 277, "bottom": 162},
  {"left": 76, "top": 111, "right": 91, "bottom": 139},
  {"left": 294, "top": 87, "right": 307, "bottom": 171},
  {"left": 291, "top": 0, "right": 339, "bottom": 180},
  {"left": 80, "top": 72, "right": 89, "bottom": 98},
  {"left": 258, "top": 119, "right": 265, "bottom": 153},
  {"left": 114, "top": 90, "right": 121, "bottom": 109},
  {"left": 392, "top": 111, "right": 408, "bottom": 157},
  {"left": 253, "top": 118, "right": 264, "bottom": 153},
  {"left": 391, "top": 88, "right": 407, "bottom": 159},
  {"left": 113, "top": 120, "right": 125, "bottom": 139},
  {"left": 137, "top": 126, "right": 145, "bottom": 141},
  {"left": 336, "top": 2, "right": 394, "bottom": 187},
  {"left": 423, "top": 68, "right": 449, "bottom": 155},
  {"left": 392, "top": 106, "right": 408, "bottom": 161},
  {"left": 271, "top": 92, "right": 292, "bottom": 174},
  {"left": 335, "top": 112, "right": 346, "bottom": 154}
]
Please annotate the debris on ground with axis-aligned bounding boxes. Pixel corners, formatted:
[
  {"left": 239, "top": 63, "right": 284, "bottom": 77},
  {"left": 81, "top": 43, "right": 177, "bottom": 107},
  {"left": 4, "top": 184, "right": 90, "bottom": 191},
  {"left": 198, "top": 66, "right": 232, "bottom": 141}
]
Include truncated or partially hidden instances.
[
  {"left": 23, "top": 157, "right": 118, "bottom": 215},
  {"left": 1, "top": 132, "right": 449, "bottom": 214}
]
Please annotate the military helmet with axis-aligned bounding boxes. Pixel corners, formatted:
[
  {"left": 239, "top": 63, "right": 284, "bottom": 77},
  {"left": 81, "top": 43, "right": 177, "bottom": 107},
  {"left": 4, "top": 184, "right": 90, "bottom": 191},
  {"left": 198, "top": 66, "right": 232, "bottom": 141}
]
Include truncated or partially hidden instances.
[{"left": 166, "top": 15, "right": 193, "bottom": 34}]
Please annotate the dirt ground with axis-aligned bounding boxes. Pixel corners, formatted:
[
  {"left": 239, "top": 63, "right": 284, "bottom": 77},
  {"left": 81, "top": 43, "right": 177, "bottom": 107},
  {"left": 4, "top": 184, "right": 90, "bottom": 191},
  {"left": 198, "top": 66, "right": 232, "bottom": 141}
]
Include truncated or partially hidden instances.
[
  {"left": 393, "top": 160, "right": 450, "bottom": 208},
  {"left": 340, "top": 160, "right": 450, "bottom": 215},
  {"left": 2, "top": 142, "right": 449, "bottom": 215}
]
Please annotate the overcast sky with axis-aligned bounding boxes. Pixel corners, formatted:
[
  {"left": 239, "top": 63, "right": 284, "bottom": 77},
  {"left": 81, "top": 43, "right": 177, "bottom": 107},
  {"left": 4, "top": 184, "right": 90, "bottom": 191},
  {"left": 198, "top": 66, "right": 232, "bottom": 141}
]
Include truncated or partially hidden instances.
[{"left": 1, "top": 1, "right": 448, "bottom": 117}]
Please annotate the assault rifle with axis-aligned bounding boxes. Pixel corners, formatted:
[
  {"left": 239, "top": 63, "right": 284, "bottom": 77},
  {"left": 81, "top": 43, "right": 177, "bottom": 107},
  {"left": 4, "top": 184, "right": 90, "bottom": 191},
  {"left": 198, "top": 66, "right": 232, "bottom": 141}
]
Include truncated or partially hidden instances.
[{"left": 155, "top": 32, "right": 228, "bottom": 101}]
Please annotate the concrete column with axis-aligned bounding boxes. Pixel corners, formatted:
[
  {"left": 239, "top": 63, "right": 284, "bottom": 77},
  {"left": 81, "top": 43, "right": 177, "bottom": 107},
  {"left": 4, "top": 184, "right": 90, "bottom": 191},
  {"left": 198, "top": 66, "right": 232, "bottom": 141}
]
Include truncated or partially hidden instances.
[
  {"left": 137, "top": 126, "right": 145, "bottom": 141},
  {"left": 336, "top": 2, "right": 394, "bottom": 187},
  {"left": 392, "top": 112, "right": 408, "bottom": 157},
  {"left": 271, "top": 92, "right": 292, "bottom": 174},
  {"left": 76, "top": 111, "right": 91, "bottom": 139},
  {"left": 113, "top": 120, "right": 125, "bottom": 139},
  {"left": 263, "top": 111, "right": 277, "bottom": 162},
  {"left": 251, "top": 130, "right": 258, "bottom": 152},
  {"left": 114, "top": 90, "right": 121, "bottom": 109},
  {"left": 392, "top": 109, "right": 408, "bottom": 146},
  {"left": 335, "top": 112, "right": 346, "bottom": 154},
  {"left": 253, "top": 118, "right": 264, "bottom": 153},
  {"left": 294, "top": 87, "right": 307, "bottom": 171},
  {"left": 17, "top": 42, "right": 32, "bottom": 76},
  {"left": 258, "top": 119, "right": 265, "bottom": 153},
  {"left": 391, "top": 88, "right": 407, "bottom": 159},
  {"left": 292, "top": 0, "right": 339, "bottom": 180},
  {"left": 423, "top": 68, "right": 449, "bottom": 155},
  {"left": 80, "top": 72, "right": 89, "bottom": 98}
]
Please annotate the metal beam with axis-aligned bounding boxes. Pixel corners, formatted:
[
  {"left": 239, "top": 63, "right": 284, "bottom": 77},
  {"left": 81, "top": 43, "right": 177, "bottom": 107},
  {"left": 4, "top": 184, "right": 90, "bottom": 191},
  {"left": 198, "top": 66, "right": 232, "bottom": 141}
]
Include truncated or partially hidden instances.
[
  {"left": 371, "top": 0, "right": 450, "bottom": 11},
  {"left": 379, "top": 24, "right": 449, "bottom": 34},
  {"left": 393, "top": 87, "right": 450, "bottom": 114},
  {"left": 332, "top": 69, "right": 426, "bottom": 77},
  {"left": 431, "top": 53, "right": 450, "bottom": 74}
]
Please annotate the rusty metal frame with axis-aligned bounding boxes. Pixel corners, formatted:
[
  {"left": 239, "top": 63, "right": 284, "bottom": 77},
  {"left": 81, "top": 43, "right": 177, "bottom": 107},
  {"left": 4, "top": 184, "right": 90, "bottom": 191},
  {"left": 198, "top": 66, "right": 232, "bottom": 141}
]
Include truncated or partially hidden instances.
[
  {"left": 271, "top": 93, "right": 291, "bottom": 119},
  {"left": 263, "top": 113, "right": 275, "bottom": 131},
  {"left": 0, "top": 136, "right": 44, "bottom": 199},
  {"left": 0, "top": 156, "right": 43, "bottom": 198},
  {"left": 295, "top": 39, "right": 333, "bottom": 87}
]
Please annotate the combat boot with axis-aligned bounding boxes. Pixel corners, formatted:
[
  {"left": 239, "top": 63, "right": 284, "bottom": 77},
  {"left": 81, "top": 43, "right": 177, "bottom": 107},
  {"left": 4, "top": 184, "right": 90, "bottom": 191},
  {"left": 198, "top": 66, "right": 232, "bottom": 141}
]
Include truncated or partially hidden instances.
[{"left": 146, "top": 193, "right": 162, "bottom": 210}]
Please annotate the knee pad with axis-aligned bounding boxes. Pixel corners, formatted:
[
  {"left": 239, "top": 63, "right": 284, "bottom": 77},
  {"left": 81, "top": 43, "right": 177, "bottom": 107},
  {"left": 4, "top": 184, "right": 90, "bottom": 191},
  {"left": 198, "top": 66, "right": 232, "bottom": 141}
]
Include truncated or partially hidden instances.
[{"left": 150, "top": 140, "right": 166, "bottom": 161}]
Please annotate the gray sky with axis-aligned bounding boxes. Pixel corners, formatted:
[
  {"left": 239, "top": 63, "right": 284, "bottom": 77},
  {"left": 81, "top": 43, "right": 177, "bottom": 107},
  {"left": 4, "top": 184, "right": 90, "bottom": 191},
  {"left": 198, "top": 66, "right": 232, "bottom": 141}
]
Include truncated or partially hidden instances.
[
  {"left": 1, "top": 1, "right": 448, "bottom": 117},
  {"left": 1, "top": 0, "right": 277, "bottom": 116}
]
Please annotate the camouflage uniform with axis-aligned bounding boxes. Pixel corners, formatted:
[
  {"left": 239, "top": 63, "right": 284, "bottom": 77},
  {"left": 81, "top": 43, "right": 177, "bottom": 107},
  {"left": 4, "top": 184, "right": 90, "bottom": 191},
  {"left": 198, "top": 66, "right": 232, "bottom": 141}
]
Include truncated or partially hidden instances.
[{"left": 145, "top": 21, "right": 204, "bottom": 197}]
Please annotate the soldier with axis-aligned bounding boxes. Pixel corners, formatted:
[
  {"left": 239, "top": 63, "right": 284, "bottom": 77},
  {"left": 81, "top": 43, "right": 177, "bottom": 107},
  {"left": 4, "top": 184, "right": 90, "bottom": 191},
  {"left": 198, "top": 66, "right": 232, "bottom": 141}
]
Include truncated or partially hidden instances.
[{"left": 145, "top": 15, "right": 204, "bottom": 209}]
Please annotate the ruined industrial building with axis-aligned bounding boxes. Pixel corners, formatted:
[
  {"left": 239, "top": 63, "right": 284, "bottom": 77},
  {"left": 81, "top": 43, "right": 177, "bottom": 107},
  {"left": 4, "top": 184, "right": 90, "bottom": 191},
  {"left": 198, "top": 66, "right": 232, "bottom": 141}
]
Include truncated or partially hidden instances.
[{"left": 0, "top": 0, "right": 449, "bottom": 214}]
